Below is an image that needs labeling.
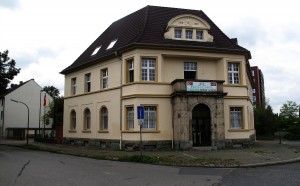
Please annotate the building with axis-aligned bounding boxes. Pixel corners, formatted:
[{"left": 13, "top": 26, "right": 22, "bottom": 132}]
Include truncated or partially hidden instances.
[
  {"left": 0, "top": 79, "right": 53, "bottom": 139},
  {"left": 250, "top": 66, "right": 265, "bottom": 108},
  {"left": 60, "top": 6, "right": 255, "bottom": 150}
]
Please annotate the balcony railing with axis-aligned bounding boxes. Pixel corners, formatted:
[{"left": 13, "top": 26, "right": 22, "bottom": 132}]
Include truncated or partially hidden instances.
[{"left": 171, "top": 79, "right": 227, "bottom": 97}]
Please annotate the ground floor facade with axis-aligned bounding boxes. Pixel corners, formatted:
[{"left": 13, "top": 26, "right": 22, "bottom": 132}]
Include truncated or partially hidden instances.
[{"left": 63, "top": 80, "right": 255, "bottom": 150}]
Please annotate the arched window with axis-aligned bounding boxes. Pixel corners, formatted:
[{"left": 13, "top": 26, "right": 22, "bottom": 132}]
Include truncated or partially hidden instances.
[
  {"left": 100, "top": 107, "right": 108, "bottom": 130},
  {"left": 84, "top": 108, "right": 91, "bottom": 130},
  {"left": 70, "top": 110, "right": 76, "bottom": 130}
]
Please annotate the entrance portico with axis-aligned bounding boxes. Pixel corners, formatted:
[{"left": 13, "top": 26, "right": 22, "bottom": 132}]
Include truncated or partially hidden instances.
[{"left": 171, "top": 79, "right": 227, "bottom": 150}]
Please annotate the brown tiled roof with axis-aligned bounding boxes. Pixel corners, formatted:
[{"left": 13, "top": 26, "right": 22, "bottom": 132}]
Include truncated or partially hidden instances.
[{"left": 61, "top": 5, "right": 251, "bottom": 74}]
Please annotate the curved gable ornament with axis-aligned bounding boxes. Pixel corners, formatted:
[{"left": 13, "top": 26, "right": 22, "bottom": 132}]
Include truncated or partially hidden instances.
[{"left": 164, "top": 14, "right": 214, "bottom": 42}]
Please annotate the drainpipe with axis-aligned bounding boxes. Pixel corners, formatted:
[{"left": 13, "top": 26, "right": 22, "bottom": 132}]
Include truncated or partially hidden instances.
[
  {"left": 115, "top": 51, "right": 123, "bottom": 150},
  {"left": 171, "top": 97, "right": 174, "bottom": 149},
  {"left": 1, "top": 97, "right": 5, "bottom": 138}
]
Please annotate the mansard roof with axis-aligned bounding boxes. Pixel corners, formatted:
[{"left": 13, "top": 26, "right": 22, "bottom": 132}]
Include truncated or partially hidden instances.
[{"left": 61, "top": 5, "right": 251, "bottom": 74}]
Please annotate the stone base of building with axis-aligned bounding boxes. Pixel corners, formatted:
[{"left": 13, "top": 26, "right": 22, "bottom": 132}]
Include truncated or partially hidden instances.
[
  {"left": 63, "top": 135, "right": 255, "bottom": 150},
  {"left": 63, "top": 138, "right": 172, "bottom": 150}
]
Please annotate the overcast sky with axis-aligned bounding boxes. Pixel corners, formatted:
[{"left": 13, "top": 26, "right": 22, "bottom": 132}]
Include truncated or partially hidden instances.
[{"left": 1, "top": 0, "right": 300, "bottom": 113}]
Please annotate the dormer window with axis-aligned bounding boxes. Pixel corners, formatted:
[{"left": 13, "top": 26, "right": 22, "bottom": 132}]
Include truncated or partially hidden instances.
[
  {"left": 91, "top": 46, "right": 101, "bottom": 56},
  {"left": 174, "top": 29, "right": 182, "bottom": 39},
  {"left": 164, "top": 14, "right": 213, "bottom": 42},
  {"left": 106, "top": 39, "right": 117, "bottom": 50},
  {"left": 186, "top": 30, "right": 193, "bottom": 39},
  {"left": 196, "top": 30, "right": 203, "bottom": 40}
]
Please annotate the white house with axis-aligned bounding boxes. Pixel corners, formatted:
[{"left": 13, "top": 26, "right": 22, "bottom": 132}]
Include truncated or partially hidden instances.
[{"left": 0, "top": 79, "right": 53, "bottom": 139}]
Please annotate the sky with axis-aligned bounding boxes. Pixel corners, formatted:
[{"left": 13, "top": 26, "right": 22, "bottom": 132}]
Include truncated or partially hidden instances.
[{"left": 1, "top": 0, "right": 300, "bottom": 113}]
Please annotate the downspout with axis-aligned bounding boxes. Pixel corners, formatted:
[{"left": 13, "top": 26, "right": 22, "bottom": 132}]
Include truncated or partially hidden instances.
[
  {"left": 115, "top": 51, "right": 123, "bottom": 150},
  {"left": 171, "top": 97, "right": 174, "bottom": 149},
  {"left": 1, "top": 97, "right": 5, "bottom": 138}
]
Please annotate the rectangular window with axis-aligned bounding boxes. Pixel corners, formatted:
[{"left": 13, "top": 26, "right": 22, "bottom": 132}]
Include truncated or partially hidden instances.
[
  {"left": 228, "top": 63, "right": 240, "bottom": 84},
  {"left": 186, "top": 30, "right": 193, "bottom": 39},
  {"left": 196, "top": 30, "right": 203, "bottom": 40},
  {"left": 230, "top": 107, "right": 242, "bottom": 129},
  {"left": 141, "top": 58, "right": 156, "bottom": 81},
  {"left": 127, "top": 59, "right": 134, "bottom": 83},
  {"left": 184, "top": 62, "right": 197, "bottom": 79},
  {"left": 71, "top": 78, "right": 76, "bottom": 95},
  {"left": 174, "top": 28, "right": 182, "bottom": 39},
  {"left": 253, "top": 96, "right": 256, "bottom": 102},
  {"left": 126, "top": 107, "right": 134, "bottom": 129},
  {"left": 142, "top": 106, "right": 157, "bottom": 129},
  {"left": 101, "top": 69, "right": 108, "bottom": 89},
  {"left": 251, "top": 70, "right": 254, "bottom": 77},
  {"left": 85, "top": 73, "right": 91, "bottom": 93},
  {"left": 252, "top": 89, "right": 256, "bottom": 93}
]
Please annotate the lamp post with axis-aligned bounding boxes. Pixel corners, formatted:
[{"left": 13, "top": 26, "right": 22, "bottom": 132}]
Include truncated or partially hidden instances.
[{"left": 11, "top": 99, "right": 30, "bottom": 145}]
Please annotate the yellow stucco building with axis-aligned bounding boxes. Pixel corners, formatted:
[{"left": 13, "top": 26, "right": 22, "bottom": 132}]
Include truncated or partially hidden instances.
[{"left": 61, "top": 6, "right": 255, "bottom": 150}]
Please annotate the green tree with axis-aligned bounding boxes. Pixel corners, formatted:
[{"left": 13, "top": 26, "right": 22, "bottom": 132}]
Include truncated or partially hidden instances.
[
  {"left": 42, "top": 85, "right": 60, "bottom": 99},
  {"left": 279, "top": 101, "right": 299, "bottom": 129},
  {"left": 254, "top": 104, "right": 276, "bottom": 138},
  {"left": 42, "top": 86, "right": 64, "bottom": 127},
  {"left": 0, "top": 50, "right": 21, "bottom": 93}
]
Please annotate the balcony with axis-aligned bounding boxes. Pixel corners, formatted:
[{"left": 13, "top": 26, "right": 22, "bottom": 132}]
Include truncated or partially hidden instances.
[{"left": 171, "top": 79, "right": 227, "bottom": 97}]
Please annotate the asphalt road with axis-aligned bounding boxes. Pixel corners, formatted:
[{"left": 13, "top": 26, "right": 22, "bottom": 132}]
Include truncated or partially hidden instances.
[{"left": 1, "top": 145, "right": 300, "bottom": 186}]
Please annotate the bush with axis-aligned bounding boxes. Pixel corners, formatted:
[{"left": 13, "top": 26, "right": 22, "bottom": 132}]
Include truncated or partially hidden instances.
[{"left": 284, "top": 133, "right": 300, "bottom": 140}]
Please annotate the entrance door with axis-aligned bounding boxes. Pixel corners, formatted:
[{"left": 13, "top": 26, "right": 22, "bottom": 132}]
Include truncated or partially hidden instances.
[{"left": 192, "top": 104, "right": 211, "bottom": 147}]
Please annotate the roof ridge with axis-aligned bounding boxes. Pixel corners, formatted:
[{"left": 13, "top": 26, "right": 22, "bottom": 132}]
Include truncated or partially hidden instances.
[{"left": 135, "top": 5, "right": 150, "bottom": 43}]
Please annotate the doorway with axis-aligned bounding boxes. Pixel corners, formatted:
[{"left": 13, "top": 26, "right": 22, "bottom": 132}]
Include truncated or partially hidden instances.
[{"left": 192, "top": 104, "right": 211, "bottom": 147}]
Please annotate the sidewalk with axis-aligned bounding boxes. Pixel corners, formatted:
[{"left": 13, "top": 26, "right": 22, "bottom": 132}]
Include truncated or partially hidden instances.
[{"left": 1, "top": 139, "right": 300, "bottom": 168}]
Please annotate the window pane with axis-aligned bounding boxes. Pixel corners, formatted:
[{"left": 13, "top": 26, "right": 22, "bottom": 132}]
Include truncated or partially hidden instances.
[
  {"left": 142, "top": 107, "right": 156, "bottom": 129},
  {"left": 186, "top": 30, "right": 192, "bottom": 39},
  {"left": 101, "top": 108, "right": 108, "bottom": 129},
  {"left": 127, "top": 107, "right": 134, "bottom": 129},
  {"left": 230, "top": 107, "right": 242, "bottom": 128},
  {"left": 85, "top": 109, "right": 90, "bottom": 129},
  {"left": 175, "top": 29, "right": 182, "bottom": 38},
  {"left": 71, "top": 111, "right": 76, "bottom": 130},
  {"left": 196, "top": 30, "right": 203, "bottom": 40}
]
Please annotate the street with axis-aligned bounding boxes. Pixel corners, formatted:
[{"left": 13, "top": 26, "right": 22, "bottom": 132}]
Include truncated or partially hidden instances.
[{"left": 1, "top": 145, "right": 300, "bottom": 186}]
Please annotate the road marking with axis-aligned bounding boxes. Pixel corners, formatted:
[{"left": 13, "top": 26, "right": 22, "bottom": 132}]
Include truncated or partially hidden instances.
[{"left": 181, "top": 152, "right": 197, "bottom": 159}]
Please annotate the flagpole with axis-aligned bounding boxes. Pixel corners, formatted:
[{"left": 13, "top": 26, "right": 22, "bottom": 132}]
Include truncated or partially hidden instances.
[{"left": 43, "top": 93, "right": 46, "bottom": 138}]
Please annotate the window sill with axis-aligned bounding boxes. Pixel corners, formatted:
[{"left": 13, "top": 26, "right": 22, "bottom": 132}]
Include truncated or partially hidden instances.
[
  {"left": 69, "top": 130, "right": 76, "bottom": 133},
  {"left": 122, "top": 130, "right": 160, "bottom": 133},
  {"left": 98, "top": 130, "right": 109, "bottom": 133},
  {"left": 82, "top": 130, "right": 91, "bottom": 133},
  {"left": 228, "top": 129, "right": 249, "bottom": 132}
]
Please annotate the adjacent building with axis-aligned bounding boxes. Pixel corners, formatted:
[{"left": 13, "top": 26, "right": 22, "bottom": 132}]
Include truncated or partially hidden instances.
[
  {"left": 250, "top": 66, "right": 265, "bottom": 108},
  {"left": 0, "top": 79, "right": 53, "bottom": 139},
  {"left": 60, "top": 6, "right": 255, "bottom": 150}
]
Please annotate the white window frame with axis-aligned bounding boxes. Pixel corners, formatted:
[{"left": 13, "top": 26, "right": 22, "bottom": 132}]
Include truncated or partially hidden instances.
[
  {"left": 228, "top": 63, "right": 240, "bottom": 84},
  {"left": 141, "top": 58, "right": 156, "bottom": 81},
  {"left": 128, "top": 59, "right": 134, "bottom": 83},
  {"left": 100, "top": 107, "right": 108, "bottom": 130},
  {"left": 127, "top": 107, "right": 134, "bottom": 129},
  {"left": 142, "top": 106, "right": 157, "bottom": 129},
  {"left": 196, "top": 30, "right": 203, "bottom": 40},
  {"left": 185, "top": 29, "right": 193, "bottom": 39},
  {"left": 84, "top": 109, "right": 91, "bottom": 130},
  {"left": 174, "top": 28, "right": 182, "bottom": 39},
  {"left": 85, "top": 73, "right": 91, "bottom": 93},
  {"left": 102, "top": 68, "right": 108, "bottom": 89},
  {"left": 230, "top": 107, "right": 242, "bottom": 129},
  {"left": 71, "top": 78, "right": 76, "bottom": 95}
]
